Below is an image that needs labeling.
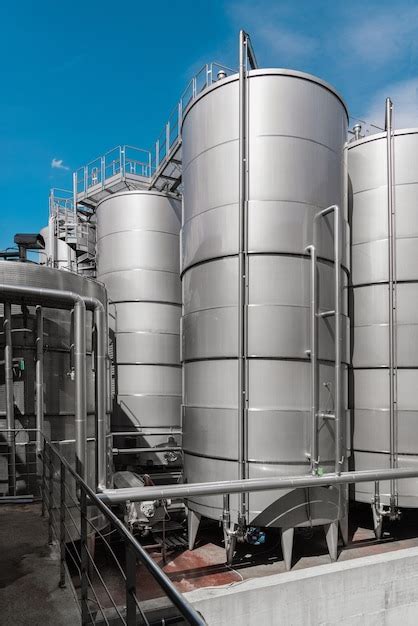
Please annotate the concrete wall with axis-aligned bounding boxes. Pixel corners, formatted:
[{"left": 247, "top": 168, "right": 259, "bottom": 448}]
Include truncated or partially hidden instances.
[{"left": 185, "top": 547, "right": 418, "bottom": 625}]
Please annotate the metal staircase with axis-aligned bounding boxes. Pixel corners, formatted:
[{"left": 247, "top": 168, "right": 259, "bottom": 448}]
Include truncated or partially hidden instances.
[
  {"left": 70, "top": 62, "right": 235, "bottom": 211},
  {"left": 49, "top": 189, "right": 96, "bottom": 275}
]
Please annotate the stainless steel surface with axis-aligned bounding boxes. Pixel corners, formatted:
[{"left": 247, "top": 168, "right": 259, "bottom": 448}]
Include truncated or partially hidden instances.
[
  {"left": 0, "top": 261, "right": 107, "bottom": 495},
  {"left": 74, "top": 299, "right": 87, "bottom": 478},
  {"left": 348, "top": 126, "right": 418, "bottom": 507},
  {"left": 40, "top": 224, "right": 76, "bottom": 272},
  {"left": 96, "top": 190, "right": 182, "bottom": 467},
  {"left": 4, "top": 302, "right": 16, "bottom": 495},
  {"left": 35, "top": 306, "right": 44, "bottom": 453},
  {"left": 181, "top": 68, "right": 349, "bottom": 527}
]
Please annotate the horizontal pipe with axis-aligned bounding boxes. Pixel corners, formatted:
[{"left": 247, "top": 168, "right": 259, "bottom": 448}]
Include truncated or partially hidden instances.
[
  {"left": 0, "top": 283, "right": 102, "bottom": 311},
  {"left": 112, "top": 447, "right": 182, "bottom": 455},
  {"left": 98, "top": 467, "right": 418, "bottom": 505},
  {"left": 112, "top": 430, "right": 182, "bottom": 437}
]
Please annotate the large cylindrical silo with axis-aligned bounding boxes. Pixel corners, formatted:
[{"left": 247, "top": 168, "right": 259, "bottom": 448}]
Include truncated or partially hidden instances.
[
  {"left": 349, "top": 127, "right": 418, "bottom": 514},
  {"left": 96, "top": 191, "right": 182, "bottom": 468},
  {"left": 181, "top": 69, "right": 349, "bottom": 564}
]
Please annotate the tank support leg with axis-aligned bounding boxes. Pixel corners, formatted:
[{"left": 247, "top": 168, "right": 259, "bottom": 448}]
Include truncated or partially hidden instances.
[
  {"left": 187, "top": 509, "right": 201, "bottom": 551},
  {"left": 281, "top": 527, "right": 294, "bottom": 571},
  {"left": 324, "top": 521, "right": 338, "bottom": 562},
  {"left": 224, "top": 525, "right": 237, "bottom": 566},
  {"left": 339, "top": 514, "right": 349, "bottom": 546},
  {"left": 371, "top": 503, "right": 383, "bottom": 540}
]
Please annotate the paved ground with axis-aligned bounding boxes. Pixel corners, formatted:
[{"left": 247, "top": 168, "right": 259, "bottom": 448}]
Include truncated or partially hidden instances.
[{"left": 0, "top": 503, "right": 79, "bottom": 625}]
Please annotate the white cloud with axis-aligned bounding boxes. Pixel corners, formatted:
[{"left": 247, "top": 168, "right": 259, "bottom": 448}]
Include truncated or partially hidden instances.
[
  {"left": 363, "top": 78, "right": 418, "bottom": 129},
  {"left": 254, "top": 24, "right": 317, "bottom": 62},
  {"left": 51, "top": 158, "right": 70, "bottom": 171},
  {"left": 226, "top": 2, "right": 318, "bottom": 64},
  {"left": 344, "top": 7, "right": 418, "bottom": 67}
]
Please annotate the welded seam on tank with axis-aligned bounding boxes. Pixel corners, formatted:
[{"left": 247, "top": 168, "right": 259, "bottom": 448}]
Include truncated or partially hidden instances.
[
  {"left": 98, "top": 267, "right": 180, "bottom": 278},
  {"left": 182, "top": 449, "right": 336, "bottom": 465},
  {"left": 182, "top": 355, "right": 342, "bottom": 365},
  {"left": 182, "top": 135, "right": 342, "bottom": 178},
  {"left": 95, "top": 189, "right": 179, "bottom": 207},
  {"left": 181, "top": 252, "right": 349, "bottom": 279},
  {"left": 117, "top": 362, "right": 181, "bottom": 367},
  {"left": 184, "top": 303, "right": 348, "bottom": 311},
  {"left": 352, "top": 235, "right": 418, "bottom": 248},
  {"left": 117, "top": 392, "right": 181, "bottom": 398},
  {"left": 97, "top": 228, "right": 179, "bottom": 241},
  {"left": 351, "top": 180, "right": 418, "bottom": 195},
  {"left": 182, "top": 197, "right": 334, "bottom": 228},
  {"left": 109, "top": 300, "right": 181, "bottom": 307},
  {"left": 255, "top": 133, "right": 344, "bottom": 158},
  {"left": 115, "top": 330, "right": 180, "bottom": 335},
  {"left": 353, "top": 365, "right": 418, "bottom": 370},
  {"left": 353, "top": 321, "right": 418, "bottom": 328},
  {"left": 353, "top": 448, "right": 418, "bottom": 457},
  {"left": 350, "top": 279, "right": 418, "bottom": 288}
]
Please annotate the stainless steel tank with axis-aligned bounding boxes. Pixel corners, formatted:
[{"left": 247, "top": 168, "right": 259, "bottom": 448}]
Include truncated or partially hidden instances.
[
  {"left": 40, "top": 224, "right": 76, "bottom": 271},
  {"left": 181, "top": 69, "right": 350, "bottom": 554},
  {"left": 96, "top": 191, "right": 182, "bottom": 467},
  {"left": 348, "top": 128, "right": 418, "bottom": 509},
  {"left": 0, "top": 261, "right": 107, "bottom": 496}
]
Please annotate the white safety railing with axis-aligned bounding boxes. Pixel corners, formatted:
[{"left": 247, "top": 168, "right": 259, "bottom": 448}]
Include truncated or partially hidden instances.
[
  {"left": 74, "top": 146, "right": 152, "bottom": 198},
  {"left": 150, "top": 62, "right": 235, "bottom": 174},
  {"left": 70, "top": 62, "right": 236, "bottom": 203}
]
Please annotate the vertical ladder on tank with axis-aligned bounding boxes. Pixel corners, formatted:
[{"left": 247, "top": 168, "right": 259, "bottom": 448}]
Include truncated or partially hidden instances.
[
  {"left": 306, "top": 204, "right": 343, "bottom": 477},
  {"left": 305, "top": 204, "right": 347, "bottom": 556}
]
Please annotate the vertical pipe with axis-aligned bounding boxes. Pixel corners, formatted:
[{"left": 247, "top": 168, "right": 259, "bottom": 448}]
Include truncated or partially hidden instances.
[
  {"left": 4, "top": 302, "right": 16, "bottom": 496},
  {"left": 74, "top": 299, "right": 87, "bottom": 480},
  {"left": 334, "top": 206, "right": 342, "bottom": 475},
  {"left": 306, "top": 245, "right": 318, "bottom": 473},
  {"left": 36, "top": 306, "right": 44, "bottom": 454},
  {"left": 59, "top": 460, "right": 66, "bottom": 588},
  {"left": 237, "top": 29, "right": 248, "bottom": 520},
  {"left": 386, "top": 97, "right": 398, "bottom": 510},
  {"left": 95, "top": 304, "right": 107, "bottom": 491},
  {"left": 48, "top": 444, "right": 54, "bottom": 544},
  {"left": 41, "top": 439, "right": 46, "bottom": 516},
  {"left": 48, "top": 215, "right": 56, "bottom": 268}
]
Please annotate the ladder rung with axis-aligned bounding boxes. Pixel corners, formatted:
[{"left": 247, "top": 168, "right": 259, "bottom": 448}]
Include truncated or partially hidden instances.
[
  {"left": 317, "top": 412, "right": 335, "bottom": 420},
  {"left": 318, "top": 310, "right": 335, "bottom": 318}
]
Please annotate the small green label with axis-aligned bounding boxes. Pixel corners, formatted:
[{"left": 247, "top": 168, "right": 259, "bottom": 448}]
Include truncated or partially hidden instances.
[
  {"left": 317, "top": 467, "right": 324, "bottom": 477},
  {"left": 19, "top": 359, "right": 25, "bottom": 371}
]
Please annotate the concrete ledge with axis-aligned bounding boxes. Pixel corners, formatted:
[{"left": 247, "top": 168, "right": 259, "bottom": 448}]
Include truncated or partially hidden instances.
[{"left": 185, "top": 547, "right": 418, "bottom": 625}]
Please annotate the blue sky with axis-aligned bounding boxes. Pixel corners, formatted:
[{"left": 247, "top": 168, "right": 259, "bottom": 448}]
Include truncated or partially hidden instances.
[{"left": 2, "top": 0, "right": 418, "bottom": 249}]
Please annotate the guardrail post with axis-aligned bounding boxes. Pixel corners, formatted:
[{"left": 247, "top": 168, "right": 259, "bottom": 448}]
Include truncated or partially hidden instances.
[
  {"left": 80, "top": 487, "right": 89, "bottom": 625},
  {"left": 166, "top": 122, "right": 170, "bottom": 154},
  {"left": 59, "top": 460, "right": 66, "bottom": 588},
  {"left": 125, "top": 543, "right": 137, "bottom": 625},
  {"left": 121, "top": 146, "right": 126, "bottom": 181},
  {"left": 48, "top": 444, "right": 53, "bottom": 545},
  {"left": 101, "top": 156, "right": 105, "bottom": 190}
]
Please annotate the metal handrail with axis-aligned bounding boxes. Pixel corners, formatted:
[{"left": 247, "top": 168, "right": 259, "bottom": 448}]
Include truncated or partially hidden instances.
[{"left": 38, "top": 432, "right": 205, "bottom": 625}]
